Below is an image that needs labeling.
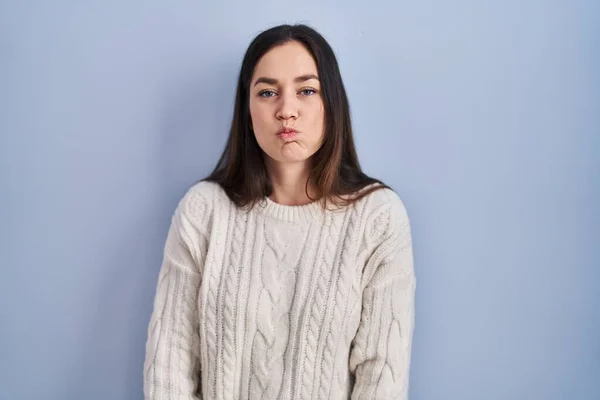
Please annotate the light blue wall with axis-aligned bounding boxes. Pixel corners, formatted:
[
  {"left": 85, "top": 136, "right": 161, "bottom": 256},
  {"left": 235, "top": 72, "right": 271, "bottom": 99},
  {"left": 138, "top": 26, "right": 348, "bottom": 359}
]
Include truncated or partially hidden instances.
[{"left": 1, "top": 1, "right": 598, "bottom": 399}]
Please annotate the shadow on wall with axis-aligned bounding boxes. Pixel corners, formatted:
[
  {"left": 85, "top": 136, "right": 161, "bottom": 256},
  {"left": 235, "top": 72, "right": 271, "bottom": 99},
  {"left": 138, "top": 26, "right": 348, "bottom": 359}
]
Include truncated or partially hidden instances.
[{"left": 64, "top": 60, "right": 237, "bottom": 400}]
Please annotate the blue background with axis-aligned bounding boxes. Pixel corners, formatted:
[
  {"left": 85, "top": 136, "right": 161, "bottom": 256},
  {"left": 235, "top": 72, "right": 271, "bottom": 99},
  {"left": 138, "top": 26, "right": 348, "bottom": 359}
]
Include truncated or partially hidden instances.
[{"left": 1, "top": 1, "right": 599, "bottom": 399}]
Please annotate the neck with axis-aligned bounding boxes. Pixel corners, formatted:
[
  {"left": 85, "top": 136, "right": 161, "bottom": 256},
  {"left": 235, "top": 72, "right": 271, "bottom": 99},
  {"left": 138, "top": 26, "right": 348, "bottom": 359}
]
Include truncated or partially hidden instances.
[{"left": 265, "top": 158, "right": 317, "bottom": 206}]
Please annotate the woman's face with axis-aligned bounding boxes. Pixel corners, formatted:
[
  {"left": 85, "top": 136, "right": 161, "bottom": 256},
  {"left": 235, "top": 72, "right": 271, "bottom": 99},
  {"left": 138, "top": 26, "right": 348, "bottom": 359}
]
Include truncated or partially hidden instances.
[{"left": 249, "top": 41, "right": 325, "bottom": 165}]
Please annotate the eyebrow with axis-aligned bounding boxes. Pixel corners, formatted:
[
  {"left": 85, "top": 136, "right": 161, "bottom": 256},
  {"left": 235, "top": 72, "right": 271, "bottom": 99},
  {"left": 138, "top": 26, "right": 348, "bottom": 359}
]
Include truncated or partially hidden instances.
[{"left": 253, "top": 74, "right": 319, "bottom": 87}]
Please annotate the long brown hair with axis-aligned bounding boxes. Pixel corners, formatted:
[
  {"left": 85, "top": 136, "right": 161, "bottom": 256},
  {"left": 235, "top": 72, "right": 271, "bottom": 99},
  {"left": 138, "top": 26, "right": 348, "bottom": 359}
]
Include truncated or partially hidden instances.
[{"left": 203, "top": 24, "right": 390, "bottom": 210}]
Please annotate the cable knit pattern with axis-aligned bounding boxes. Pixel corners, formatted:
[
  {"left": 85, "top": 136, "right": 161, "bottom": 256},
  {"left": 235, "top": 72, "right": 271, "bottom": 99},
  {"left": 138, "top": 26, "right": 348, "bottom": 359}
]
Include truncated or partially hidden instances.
[
  {"left": 143, "top": 181, "right": 416, "bottom": 400},
  {"left": 143, "top": 190, "right": 209, "bottom": 399},
  {"left": 249, "top": 218, "right": 306, "bottom": 399},
  {"left": 334, "top": 203, "right": 391, "bottom": 394},
  {"left": 313, "top": 198, "right": 365, "bottom": 400},
  {"left": 298, "top": 212, "right": 342, "bottom": 400},
  {"left": 203, "top": 197, "right": 222, "bottom": 400},
  {"left": 219, "top": 209, "right": 246, "bottom": 399}
]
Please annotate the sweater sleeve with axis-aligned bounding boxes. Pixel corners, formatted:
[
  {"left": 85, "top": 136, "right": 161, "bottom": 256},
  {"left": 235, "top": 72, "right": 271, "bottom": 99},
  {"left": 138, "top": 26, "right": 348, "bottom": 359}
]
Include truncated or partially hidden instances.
[
  {"left": 143, "top": 193, "right": 208, "bottom": 400},
  {"left": 349, "top": 192, "right": 416, "bottom": 400}
]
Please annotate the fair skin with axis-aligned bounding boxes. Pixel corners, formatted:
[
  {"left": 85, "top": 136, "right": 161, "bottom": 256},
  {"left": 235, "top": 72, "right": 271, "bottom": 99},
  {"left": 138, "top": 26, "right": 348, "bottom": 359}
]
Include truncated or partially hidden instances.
[{"left": 249, "top": 40, "right": 325, "bottom": 206}]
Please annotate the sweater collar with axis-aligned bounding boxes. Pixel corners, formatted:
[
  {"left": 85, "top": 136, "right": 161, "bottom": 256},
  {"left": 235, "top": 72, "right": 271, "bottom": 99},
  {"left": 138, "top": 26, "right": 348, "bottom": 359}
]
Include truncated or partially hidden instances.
[{"left": 256, "top": 196, "right": 327, "bottom": 223}]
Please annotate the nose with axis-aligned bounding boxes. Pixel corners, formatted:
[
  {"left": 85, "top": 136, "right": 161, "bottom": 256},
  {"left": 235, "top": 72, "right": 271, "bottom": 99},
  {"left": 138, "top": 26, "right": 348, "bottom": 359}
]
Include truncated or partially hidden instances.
[{"left": 276, "top": 92, "right": 299, "bottom": 120}]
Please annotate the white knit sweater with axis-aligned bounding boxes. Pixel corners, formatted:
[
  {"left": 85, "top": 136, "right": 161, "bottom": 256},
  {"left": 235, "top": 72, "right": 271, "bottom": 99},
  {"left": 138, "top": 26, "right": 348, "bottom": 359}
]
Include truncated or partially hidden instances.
[{"left": 143, "top": 181, "right": 416, "bottom": 400}]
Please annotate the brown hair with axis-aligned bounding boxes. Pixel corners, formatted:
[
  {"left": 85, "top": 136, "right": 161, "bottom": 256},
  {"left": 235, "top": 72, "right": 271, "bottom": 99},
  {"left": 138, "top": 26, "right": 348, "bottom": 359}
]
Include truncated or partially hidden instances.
[{"left": 203, "top": 24, "right": 391, "bottom": 210}]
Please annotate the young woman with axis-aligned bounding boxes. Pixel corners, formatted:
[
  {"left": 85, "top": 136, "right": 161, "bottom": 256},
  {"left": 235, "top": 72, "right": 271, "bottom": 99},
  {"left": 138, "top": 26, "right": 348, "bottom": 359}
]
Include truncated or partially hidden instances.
[{"left": 143, "top": 24, "right": 416, "bottom": 400}]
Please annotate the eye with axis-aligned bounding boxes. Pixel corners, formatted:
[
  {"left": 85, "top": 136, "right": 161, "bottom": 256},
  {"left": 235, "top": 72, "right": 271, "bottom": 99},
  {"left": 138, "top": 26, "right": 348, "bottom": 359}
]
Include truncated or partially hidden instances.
[
  {"left": 258, "top": 90, "right": 277, "bottom": 98},
  {"left": 299, "top": 88, "right": 317, "bottom": 96}
]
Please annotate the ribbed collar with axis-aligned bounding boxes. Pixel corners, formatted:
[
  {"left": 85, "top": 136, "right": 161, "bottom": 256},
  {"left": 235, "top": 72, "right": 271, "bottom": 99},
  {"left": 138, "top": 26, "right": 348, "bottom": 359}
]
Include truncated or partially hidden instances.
[{"left": 255, "top": 196, "right": 328, "bottom": 223}]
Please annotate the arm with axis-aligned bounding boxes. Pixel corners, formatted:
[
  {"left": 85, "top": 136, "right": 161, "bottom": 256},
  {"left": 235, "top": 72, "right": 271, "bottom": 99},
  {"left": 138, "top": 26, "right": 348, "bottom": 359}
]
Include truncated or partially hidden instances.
[
  {"left": 143, "top": 194, "right": 207, "bottom": 399},
  {"left": 349, "top": 194, "right": 416, "bottom": 400}
]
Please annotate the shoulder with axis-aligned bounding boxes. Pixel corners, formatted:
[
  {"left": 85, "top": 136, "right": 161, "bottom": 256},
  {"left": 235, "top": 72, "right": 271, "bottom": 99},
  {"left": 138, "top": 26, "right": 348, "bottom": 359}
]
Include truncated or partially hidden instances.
[
  {"left": 358, "top": 185, "right": 411, "bottom": 243},
  {"left": 358, "top": 184, "right": 409, "bottom": 223},
  {"left": 173, "top": 180, "right": 226, "bottom": 230}
]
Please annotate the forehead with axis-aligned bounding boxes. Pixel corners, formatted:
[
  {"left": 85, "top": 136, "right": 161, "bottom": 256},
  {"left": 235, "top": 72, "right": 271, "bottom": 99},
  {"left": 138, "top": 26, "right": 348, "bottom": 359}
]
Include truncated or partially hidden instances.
[{"left": 253, "top": 41, "right": 318, "bottom": 80}]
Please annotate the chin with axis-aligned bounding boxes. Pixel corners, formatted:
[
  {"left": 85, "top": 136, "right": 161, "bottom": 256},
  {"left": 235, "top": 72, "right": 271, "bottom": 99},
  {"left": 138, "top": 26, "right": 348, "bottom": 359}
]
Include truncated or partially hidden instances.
[
  {"left": 276, "top": 154, "right": 311, "bottom": 163},
  {"left": 267, "top": 150, "right": 311, "bottom": 163},
  {"left": 263, "top": 144, "right": 318, "bottom": 164}
]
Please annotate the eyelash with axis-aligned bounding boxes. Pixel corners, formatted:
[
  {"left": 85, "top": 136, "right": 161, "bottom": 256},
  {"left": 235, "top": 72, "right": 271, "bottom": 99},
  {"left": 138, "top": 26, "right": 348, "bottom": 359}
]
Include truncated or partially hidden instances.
[{"left": 258, "top": 88, "right": 318, "bottom": 98}]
